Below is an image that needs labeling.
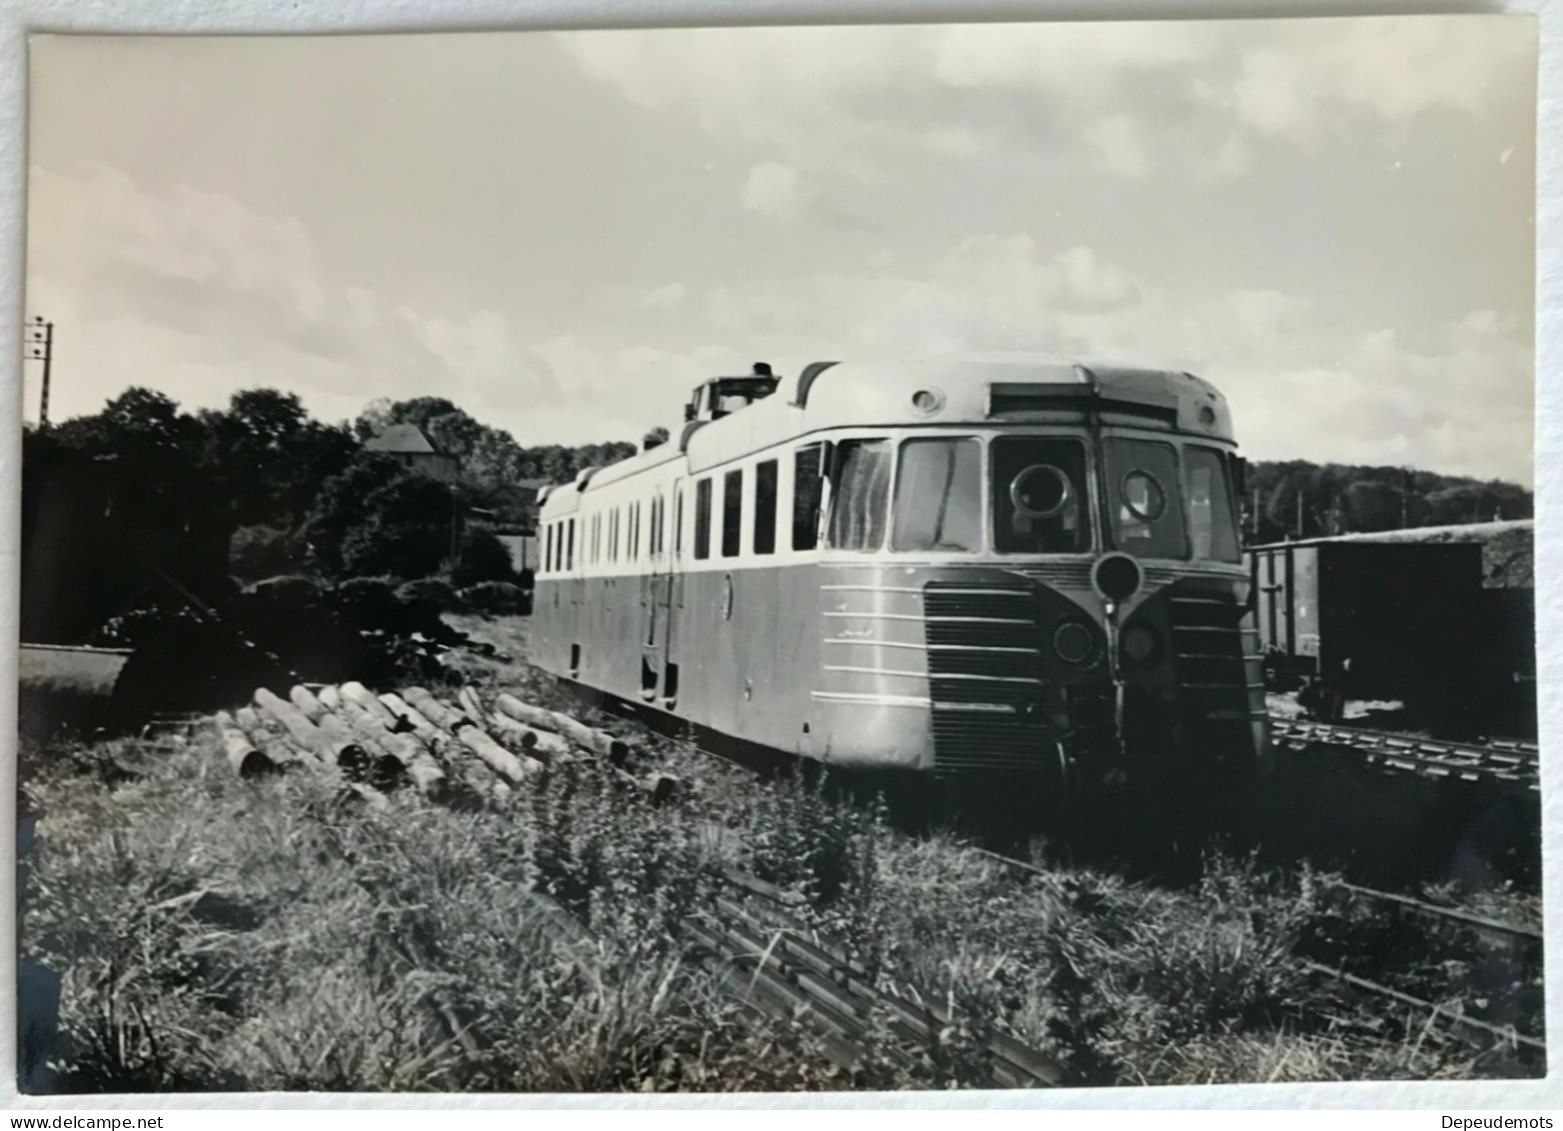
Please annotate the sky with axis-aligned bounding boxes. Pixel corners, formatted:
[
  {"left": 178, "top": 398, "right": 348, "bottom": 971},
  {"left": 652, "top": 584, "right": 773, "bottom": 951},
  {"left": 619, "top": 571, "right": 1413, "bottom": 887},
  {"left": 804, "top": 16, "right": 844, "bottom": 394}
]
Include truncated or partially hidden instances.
[{"left": 23, "top": 16, "right": 1538, "bottom": 485}]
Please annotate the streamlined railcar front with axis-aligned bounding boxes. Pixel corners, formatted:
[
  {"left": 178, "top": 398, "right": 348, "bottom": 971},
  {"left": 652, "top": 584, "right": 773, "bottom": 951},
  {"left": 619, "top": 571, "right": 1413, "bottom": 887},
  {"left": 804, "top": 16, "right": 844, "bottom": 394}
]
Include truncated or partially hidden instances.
[{"left": 800, "top": 364, "right": 1266, "bottom": 788}]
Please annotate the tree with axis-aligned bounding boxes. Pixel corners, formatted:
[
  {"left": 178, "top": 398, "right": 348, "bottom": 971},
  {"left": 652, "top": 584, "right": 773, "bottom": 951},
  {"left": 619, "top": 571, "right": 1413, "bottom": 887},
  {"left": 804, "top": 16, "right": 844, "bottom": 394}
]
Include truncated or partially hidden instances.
[
  {"left": 336, "top": 474, "right": 462, "bottom": 581},
  {"left": 451, "top": 528, "right": 517, "bottom": 587},
  {"left": 305, "top": 453, "right": 415, "bottom": 575},
  {"left": 1343, "top": 480, "right": 1402, "bottom": 533},
  {"left": 353, "top": 397, "right": 394, "bottom": 442},
  {"left": 201, "top": 388, "right": 357, "bottom": 528}
]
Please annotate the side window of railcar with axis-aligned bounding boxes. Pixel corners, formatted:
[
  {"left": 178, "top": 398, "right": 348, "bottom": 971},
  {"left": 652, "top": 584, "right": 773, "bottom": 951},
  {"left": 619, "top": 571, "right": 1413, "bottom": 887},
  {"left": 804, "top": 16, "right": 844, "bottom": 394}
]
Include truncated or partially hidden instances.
[
  {"left": 1104, "top": 438, "right": 1186, "bottom": 559},
  {"left": 675, "top": 490, "right": 685, "bottom": 555},
  {"left": 1184, "top": 446, "right": 1241, "bottom": 563},
  {"left": 722, "top": 470, "right": 744, "bottom": 558},
  {"left": 892, "top": 437, "right": 981, "bottom": 553},
  {"left": 827, "top": 439, "right": 892, "bottom": 551},
  {"left": 991, "top": 437, "right": 1089, "bottom": 554},
  {"left": 694, "top": 479, "right": 713, "bottom": 560},
  {"left": 793, "top": 445, "right": 824, "bottom": 551},
  {"left": 544, "top": 525, "right": 553, "bottom": 574},
  {"left": 753, "top": 460, "right": 778, "bottom": 555},
  {"left": 566, "top": 519, "right": 575, "bottom": 571}
]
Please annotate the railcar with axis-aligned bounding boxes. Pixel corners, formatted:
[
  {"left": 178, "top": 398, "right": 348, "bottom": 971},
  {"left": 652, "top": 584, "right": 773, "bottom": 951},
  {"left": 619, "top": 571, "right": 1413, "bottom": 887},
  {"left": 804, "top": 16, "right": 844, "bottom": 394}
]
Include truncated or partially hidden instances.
[{"left": 532, "top": 358, "right": 1267, "bottom": 790}]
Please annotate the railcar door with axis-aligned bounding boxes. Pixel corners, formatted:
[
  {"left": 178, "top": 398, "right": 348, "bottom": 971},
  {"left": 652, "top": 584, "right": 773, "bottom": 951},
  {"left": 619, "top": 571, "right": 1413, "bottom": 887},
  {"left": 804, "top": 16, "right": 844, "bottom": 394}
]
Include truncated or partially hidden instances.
[
  {"left": 641, "top": 488, "right": 679, "bottom": 705},
  {"left": 658, "top": 482, "right": 685, "bottom": 709}
]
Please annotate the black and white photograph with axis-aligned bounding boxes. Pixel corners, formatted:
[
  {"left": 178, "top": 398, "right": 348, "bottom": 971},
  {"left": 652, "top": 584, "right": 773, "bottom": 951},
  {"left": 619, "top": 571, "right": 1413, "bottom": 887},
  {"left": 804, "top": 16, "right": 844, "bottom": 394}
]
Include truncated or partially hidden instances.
[{"left": 12, "top": 14, "right": 1544, "bottom": 1096}]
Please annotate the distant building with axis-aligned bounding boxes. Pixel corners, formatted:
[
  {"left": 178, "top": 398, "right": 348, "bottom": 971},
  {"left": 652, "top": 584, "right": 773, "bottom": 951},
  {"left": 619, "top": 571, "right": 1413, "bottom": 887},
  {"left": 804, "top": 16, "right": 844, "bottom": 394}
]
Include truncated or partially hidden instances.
[{"left": 362, "top": 423, "right": 460, "bottom": 482}]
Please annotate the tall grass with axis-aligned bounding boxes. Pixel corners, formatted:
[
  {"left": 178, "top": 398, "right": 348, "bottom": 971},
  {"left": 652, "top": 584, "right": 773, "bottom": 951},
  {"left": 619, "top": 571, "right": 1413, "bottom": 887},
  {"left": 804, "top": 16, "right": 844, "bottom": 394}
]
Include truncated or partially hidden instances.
[{"left": 20, "top": 618, "right": 1541, "bottom": 1090}]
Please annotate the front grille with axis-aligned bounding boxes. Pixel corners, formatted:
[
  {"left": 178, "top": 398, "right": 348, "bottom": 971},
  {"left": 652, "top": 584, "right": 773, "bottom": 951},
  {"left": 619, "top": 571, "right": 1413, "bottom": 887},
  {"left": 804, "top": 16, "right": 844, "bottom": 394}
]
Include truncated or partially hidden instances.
[
  {"left": 1169, "top": 592, "right": 1261, "bottom": 721},
  {"left": 924, "top": 581, "right": 1051, "bottom": 772},
  {"left": 1012, "top": 561, "right": 1093, "bottom": 589}
]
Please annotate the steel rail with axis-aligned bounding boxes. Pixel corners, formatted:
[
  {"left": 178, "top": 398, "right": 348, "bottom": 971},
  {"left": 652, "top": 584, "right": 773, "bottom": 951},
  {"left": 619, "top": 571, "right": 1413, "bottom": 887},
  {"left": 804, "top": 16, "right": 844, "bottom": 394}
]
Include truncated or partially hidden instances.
[
  {"left": 1334, "top": 880, "right": 1542, "bottom": 943},
  {"left": 1301, "top": 960, "right": 1545, "bottom": 1052},
  {"left": 1269, "top": 717, "right": 1539, "bottom": 788},
  {"left": 711, "top": 893, "right": 1066, "bottom": 1088}
]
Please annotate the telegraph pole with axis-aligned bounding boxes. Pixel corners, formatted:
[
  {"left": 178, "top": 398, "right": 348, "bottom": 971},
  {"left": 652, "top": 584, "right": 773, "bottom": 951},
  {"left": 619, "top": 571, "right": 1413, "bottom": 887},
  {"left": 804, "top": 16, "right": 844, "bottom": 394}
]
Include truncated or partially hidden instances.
[{"left": 25, "top": 316, "right": 54, "bottom": 428}]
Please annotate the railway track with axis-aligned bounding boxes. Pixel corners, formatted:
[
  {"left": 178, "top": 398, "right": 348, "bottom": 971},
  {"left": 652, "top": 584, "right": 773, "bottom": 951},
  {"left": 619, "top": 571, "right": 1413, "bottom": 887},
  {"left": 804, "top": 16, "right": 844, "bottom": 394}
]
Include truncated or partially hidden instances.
[
  {"left": 973, "top": 846, "right": 1543, "bottom": 1055},
  {"left": 1268, "top": 715, "right": 1539, "bottom": 789}
]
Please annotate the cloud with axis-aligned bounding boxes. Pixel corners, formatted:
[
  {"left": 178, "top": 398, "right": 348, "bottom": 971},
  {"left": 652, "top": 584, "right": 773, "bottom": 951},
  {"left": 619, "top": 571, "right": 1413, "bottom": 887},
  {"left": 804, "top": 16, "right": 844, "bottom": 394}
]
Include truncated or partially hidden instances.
[
  {"left": 559, "top": 19, "right": 1533, "bottom": 186},
  {"left": 740, "top": 162, "right": 802, "bottom": 222},
  {"left": 1216, "top": 16, "right": 1535, "bottom": 143},
  {"left": 555, "top": 24, "right": 1217, "bottom": 182},
  {"left": 661, "top": 233, "right": 1532, "bottom": 484},
  {"left": 25, "top": 161, "right": 561, "bottom": 426},
  {"left": 638, "top": 282, "right": 688, "bottom": 311},
  {"left": 1084, "top": 115, "right": 1151, "bottom": 179}
]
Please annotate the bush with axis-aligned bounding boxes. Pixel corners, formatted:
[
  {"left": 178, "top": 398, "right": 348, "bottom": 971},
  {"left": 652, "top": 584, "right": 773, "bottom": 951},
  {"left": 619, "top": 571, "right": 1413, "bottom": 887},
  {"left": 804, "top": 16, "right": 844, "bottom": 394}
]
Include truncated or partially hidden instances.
[
  {"left": 451, "top": 529, "right": 516, "bottom": 588},
  {"left": 460, "top": 581, "right": 530, "bottom": 615},
  {"left": 241, "top": 575, "right": 325, "bottom": 606},
  {"left": 397, "top": 577, "right": 462, "bottom": 613},
  {"left": 229, "top": 525, "right": 310, "bottom": 584}
]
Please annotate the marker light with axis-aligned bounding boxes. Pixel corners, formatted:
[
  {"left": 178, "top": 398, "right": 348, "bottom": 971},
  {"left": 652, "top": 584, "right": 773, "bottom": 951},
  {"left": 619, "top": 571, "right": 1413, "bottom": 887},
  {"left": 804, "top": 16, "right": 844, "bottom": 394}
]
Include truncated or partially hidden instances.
[
  {"left": 1121, "top": 622, "right": 1161, "bottom": 665},
  {"left": 1052, "top": 621, "right": 1095, "bottom": 665}
]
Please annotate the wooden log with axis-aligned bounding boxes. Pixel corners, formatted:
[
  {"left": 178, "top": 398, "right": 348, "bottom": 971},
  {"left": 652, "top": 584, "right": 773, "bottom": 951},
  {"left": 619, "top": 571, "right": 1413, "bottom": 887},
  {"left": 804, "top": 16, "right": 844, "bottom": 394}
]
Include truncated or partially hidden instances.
[
  {"left": 402, "top": 687, "right": 542, "bottom": 785},
  {"left": 233, "top": 706, "right": 312, "bottom": 769},
  {"left": 213, "top": 710, "right": 279, "bottom": 778},
  {"left": 457, "top": 686, "right": 486, "bottom": 723},
  {"left": 485, "top": 710, "right": 574, "bottom": 761},
  {"left": 643, "top": 771, "right": 681, "bottom": 806},
  {"left": 380, "top": 692, "right": 513, "bottom": 801},
  {"left": 289, "top": 685, "right": 329, "bottom": 724},
  {"left": 255, "top": 688, "right": 367, "bottom": 777},
  {"left": 341, "top": 681, "right": 405, "bottom": 732},
  {"left": 317, "top": 685, "right": 343, "bottom": 711},
  {"left": 336, "top": 696, "right": 447, "bottom": 799},
  {"left": 493, "top": 694, "right": 631, "bottom": 762},
  {"left": 287, "top": 684, "right": 404, "bottom": 784}
]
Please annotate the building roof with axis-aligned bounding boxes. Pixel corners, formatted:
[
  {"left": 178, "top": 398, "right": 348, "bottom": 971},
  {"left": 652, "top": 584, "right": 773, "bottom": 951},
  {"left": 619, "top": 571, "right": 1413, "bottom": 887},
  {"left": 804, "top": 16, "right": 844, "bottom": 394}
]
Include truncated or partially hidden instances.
[{"left": 364, "top": 423, "right": 444, "bottom": 455}]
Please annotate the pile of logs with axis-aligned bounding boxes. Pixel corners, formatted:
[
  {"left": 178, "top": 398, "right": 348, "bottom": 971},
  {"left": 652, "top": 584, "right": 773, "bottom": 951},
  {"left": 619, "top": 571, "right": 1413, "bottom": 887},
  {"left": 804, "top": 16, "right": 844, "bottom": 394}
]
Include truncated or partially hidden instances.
[{"left": 213, "top": 681, "right": 677, "bottom": 808}]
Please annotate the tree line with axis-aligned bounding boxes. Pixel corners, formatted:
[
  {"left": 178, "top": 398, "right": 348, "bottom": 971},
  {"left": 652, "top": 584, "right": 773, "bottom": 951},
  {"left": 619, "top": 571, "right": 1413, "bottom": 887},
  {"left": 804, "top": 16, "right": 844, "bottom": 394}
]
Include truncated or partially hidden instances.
[
  {"left": 23, "top": 385, "right": 1532, "bottom": 595},
  {"left": 1244, "top": 460, "right": 1532, "bottom": 544},
  {"left": 22, "top": 386, "right": 635, "bottom": 595}
]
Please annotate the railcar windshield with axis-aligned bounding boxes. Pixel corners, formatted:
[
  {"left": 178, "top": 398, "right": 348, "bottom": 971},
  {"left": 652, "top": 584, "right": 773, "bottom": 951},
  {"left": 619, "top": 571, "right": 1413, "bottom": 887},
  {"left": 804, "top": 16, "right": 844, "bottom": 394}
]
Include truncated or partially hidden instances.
[
  {"left": 827, "top": 438, "right": 892, "bottom": 550},
  {"left": 1184, "top": 445, "right": 1241, "bottom": 562},
  {"left": 991, "top": 436, "right": 1090, "bottom": 553},
  {"left": 1104, "top": 437, "right": 1185, "bottom": 558},
  {"left": 891, "top": 437, "right": 982, "bottom": 552}
]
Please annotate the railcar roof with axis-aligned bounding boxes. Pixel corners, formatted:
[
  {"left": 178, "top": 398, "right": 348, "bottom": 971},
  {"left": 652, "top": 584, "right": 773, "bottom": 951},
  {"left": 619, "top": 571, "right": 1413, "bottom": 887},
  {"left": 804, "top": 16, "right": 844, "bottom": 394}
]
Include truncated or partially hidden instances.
[{"left": 540, "top": 356, "right": 1235, "bottom": 516}]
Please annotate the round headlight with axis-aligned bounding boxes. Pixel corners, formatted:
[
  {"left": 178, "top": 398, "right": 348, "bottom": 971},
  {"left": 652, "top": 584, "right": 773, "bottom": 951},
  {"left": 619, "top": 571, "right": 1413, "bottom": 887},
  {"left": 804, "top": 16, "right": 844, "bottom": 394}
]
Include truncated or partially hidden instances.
[
  {"left": 1121, "top": 622, "right": 1161, "bottom": 665},
  {"left": 1052, "top": 621, "right": 1095, "bottom": 665},
  {"left": 911, "top": 388, "right": 945, "bottom": 415},
  {"left": 1092, "top": 552, "right": 1143, "bottom": 603}
]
